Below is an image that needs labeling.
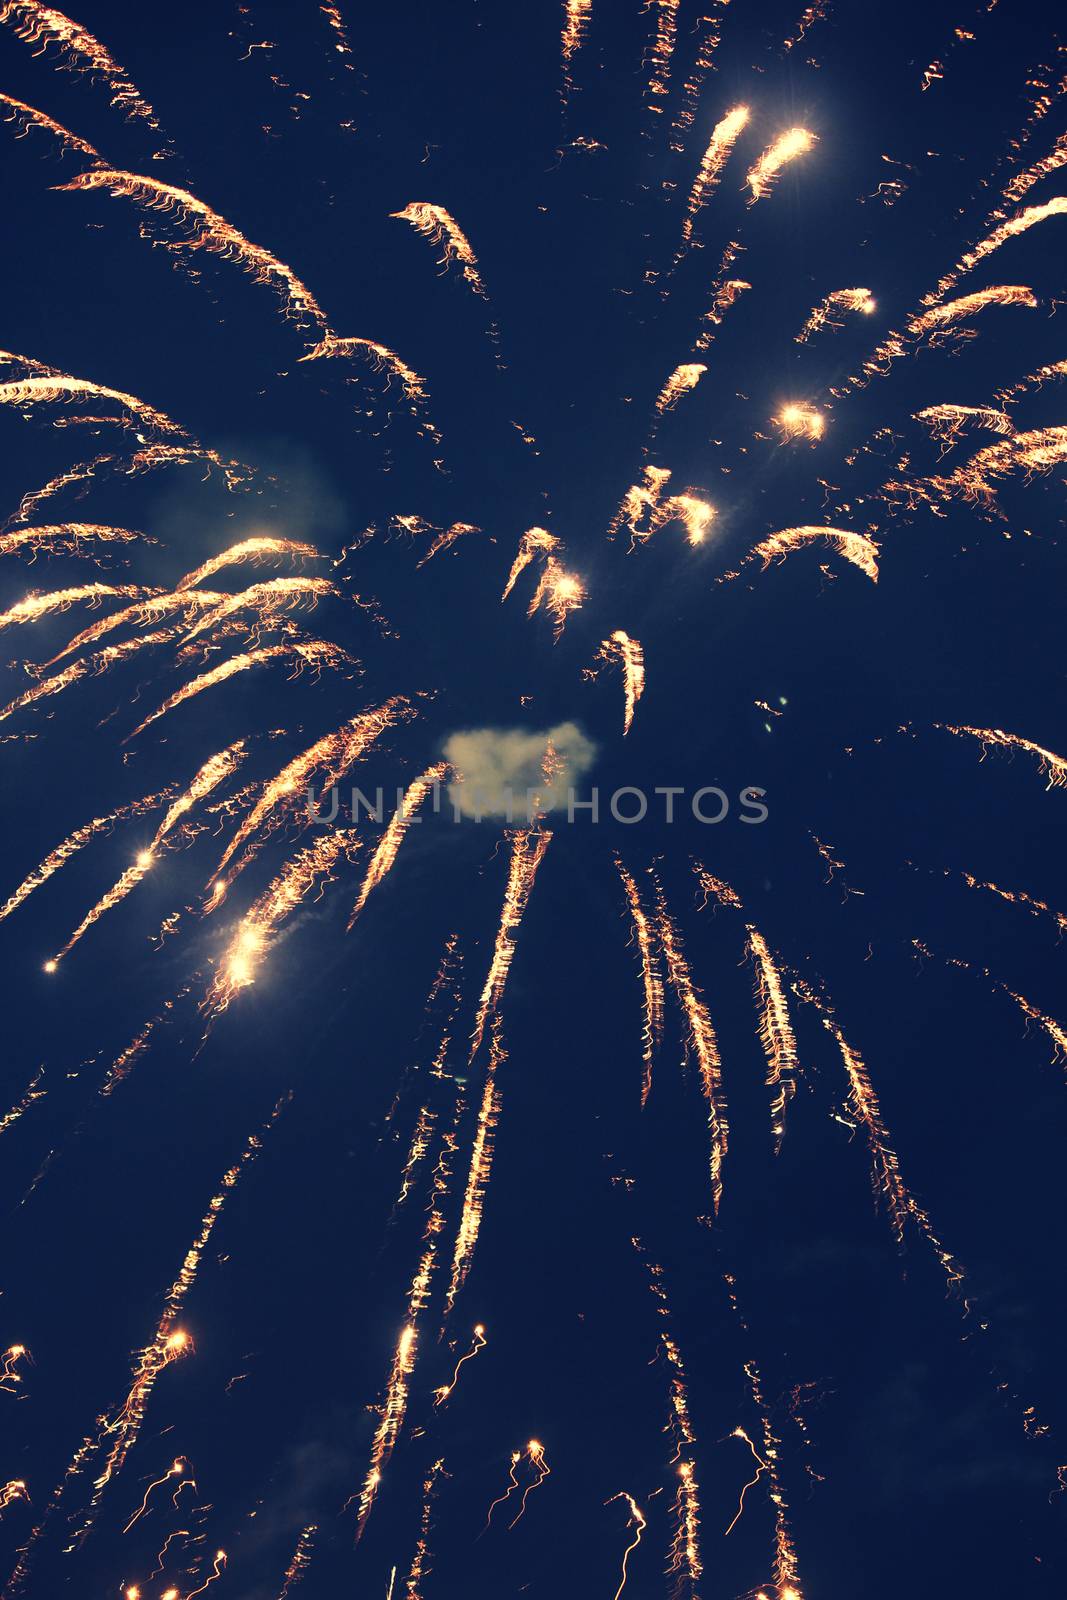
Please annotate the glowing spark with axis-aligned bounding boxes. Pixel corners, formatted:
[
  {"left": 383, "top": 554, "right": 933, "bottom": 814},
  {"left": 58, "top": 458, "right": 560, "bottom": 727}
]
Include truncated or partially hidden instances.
[
  {"left": 444, "top": 1021, "right": 506, "bottom": 1315},
  {"left": 951, "top": 196, "right": 1067, "bottom": 282},
  {"left": 694, "top": 865, "right": 744, "bottom": 911},
  {"left": 10, "top": 442, "right": 250, "bottom": 526},
  {"left": 747, "top": 927, "right": 801, "bottom": 1152},
  {"left": 743, "top": 526, "right": 879, "bottom": 582},
  {"left": 606, "top": 1492, "right": 646, "bottom": 1600},
  {"left": 796, "top": 287, "right": 875, "bottom": 342},
  {"left": 180, "top": 575, "right": 342, "bottom": 641},
  {"left": 122, "top": 1459, "right": 186, "bottom": 1533},
  {"left": 483, "top": 1451, "right": 523, "bottom": 1533},
  {"left": 908, "top": 284, "right": 1038, "bottom": 336},
  {"left": 653, "top": 362, "right": 706, "bottom": 416},
  {"left": 914, "top": 404, "right": 1015, "bottom": 450},
  {"left": 391, "top": 203, "right": 488, "bottom": 299},
  {"left": 508, "top": 1440, "right": 551, "bottom": 1529},
  {"left": 561, "top": 1, "right": 592, "bottom": 67},
  {"left": 0, "top": 3, "right": 166, "bottom": 140},
  {"left": 0, "top": 522, "right": 152, "bottom": 562},
  {"left": 277, "top": 1525, "right": 317, "bottom": 1598},
  {"left": 784, "top": 1, "right": 829, "bottom": 51},
  {"left": 404, "top": 1460, "right": 445, "bottom": 1599},
  {"left": 56, "top": 170, "right": 328, "bottom": 330},
  {"left": 897, "top": 426, "right": 1067, "bottom": 512},
  {"left": 531, "top": 560, "right": 584, "bottom": 635},
  {"left": 937, "top": 724, "right": 1067, "bottom": 790},
  {"left": 594, "top": 631, "right": 645, "bottom": 734},
  {"left": 349, "top": 764, "right": 449, "bottom": 924},
  {"left": 746, "top": 128, "right": 817, "bottom": 201},
  {"left": 300, "top": 335, "right": 436, "bottom": 429},
  {"left": 656, "top": 884, "right": 728, "bottom": 1212},
  {"left": 415, "top": 521, "right": 480, "bottom": 568},
  {"left": 679, "top": 106, "right": 750, "bottom": 250},
  {"left": 0, "top": 1345, "right": 29, "bottom": 1394},
  {"left": 0, "top": 1068, "right": 46, "bottom": 1135},
  {"left": 434, "top": 1325, "right": 486, "bottom": 1405},
  {"left": 124, "top": 639, "right": 358, "bottom": 742},
  {"left": 615, "top": 859, "right": 664, "bottom": 1105},
  {"left": 775, "top": 403, "right": 825, "bottom": 442}
]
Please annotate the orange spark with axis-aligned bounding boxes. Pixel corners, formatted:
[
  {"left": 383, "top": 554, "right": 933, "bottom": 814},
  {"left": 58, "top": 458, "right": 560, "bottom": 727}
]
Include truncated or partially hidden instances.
[
  {"left": 936, "top": 724, "right": 1067, "bottom": 790},
  {"left": 0, "top": 1479, "right": 28, "bottom": 1515},
  {"left": 0, "top": 90, "right": 101, "bottom": 160},
  {"left": 508, "top": 1440, "right": 551, "bottom": 1530},
  {"left": 186, "top": 1549, "right": 227, "bottom": 1599},
  {"left": 176, "top": 535, "right": 323, "bottom": 591},
  {"left": 122, "top": 1459, "right": 187, "bottom": 1533},
  {"left": 562, "top": 0, "right": 592, "bottom": 67},
  {"left": 444, "top": 1021, "right": 506, "bottom": 1315},
  {"left": 653, "top": 362, "right": 706, "bottom": 416},
  {"left": 615, "top": 859, "right": 664, "bottom": 1105},
  {"left": 501, "top": 526, "right": 559, "bottom": 601},
  {"left": 277, "top": 1524, "right": 317, "bottom": 1597},
  {"left": 774, "top": 403, "right": 825, "bottom": 443},
  {"left": 0, "top": 2, "right": 165, "bottom": 140},
  {"left": 0, "top": 582, "right": 161, "bottom": 633},
  {"left": 744, "top": 526, "right": 879, "bottom": 582},
  {"left": 724, "top": 1426, "right": 768, "bottom": 1536},
  {"left": 796, "top": 287, "right": 875, "bottom": 342},
  {"left": 908, "top": 284, "right": 1038, "bottom": 336},
  {"left": 0, "top": 522, "right": 152, "bottom": 562},
  {"left": 469, "top": 829, "right": 551, "bottom": 1060}
]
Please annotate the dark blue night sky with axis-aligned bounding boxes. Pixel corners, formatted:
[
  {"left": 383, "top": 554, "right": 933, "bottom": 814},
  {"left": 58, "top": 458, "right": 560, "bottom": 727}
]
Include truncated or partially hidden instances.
[{"left": 0, "top": 2, "right": 1065, "bottom": 1597}]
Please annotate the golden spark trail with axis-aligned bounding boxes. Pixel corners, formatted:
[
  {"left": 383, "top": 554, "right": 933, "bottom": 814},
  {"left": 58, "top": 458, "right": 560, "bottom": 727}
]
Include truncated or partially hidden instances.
[
  {"left": 0, "top": 788, "right": 172, "bottom": 925},
  {"left": 0, "top": 3, "right": 166, "bottom": 140},
  {"left": 655, "top": 884, "right": 728, "bottom": 1212},
  {"left": 176, "top": 536, "right": 323, "bottom": 591},
  {"left": 914, "top": 404, "right": 1015, "bottom": 449},
  {"left": 740, "top": 527, "right": 879, "bottom": 582},
  {"left": 608, "top": 466, "right": 670, "bottom": 543},
  {"left": 747, "top": 927, "right": 801, "bottom": 1152},
  {"left": 415, "top": 521, "right": 479, "bottom": 568},
  {"left": 507, "top": 1440, "right": 550, "bottom": 1530},
  {"left": 796, "top": 287, "right": 875, "bottom": 342},
  {"left": 0, "top": 626, "right": 189, "bottom": 726},
  {"left": 468, "top": 829, "right": 551, "bottom": 1060},
  {"left": 10, "top": 443, "right": 251, "bottom": 526},
  {"left": 299, "top": 335, "right": 437, "bottom": 434},
  {"left": 0, "top": 372, "right": 187, "bottom": 437},
  {"left": 724, "top": 1426, "right": 767, "bottom": 1536},
  {"left": 934, "top": 866, "right": 1067, "bottom": 937},
  {"left": 908, "top": 284, "right": 1038, "bottom": 335},
  {"left": 561, "top": 0, "right": 592, "bottom": 76},
  {"left": 0, "top": 582, "right": 161, "bottom": 633},
  {"left": 209, "top": 697, "right": 410, "bottom": 901},
  {"left": 912, "top": 942, "right": 1067, "bottom": 1076},
  {"left": 355, "top": 1091, "right": 465, "bottom": 1538},
  {"left": 746, "top": 128, "right": 817, "bottom": 202},
  {"left": 319, "top": 3, "right": 352, "bottom": 59},
  {"left": 349, "top": 763, "right": 448, "bottom": 925},
  {"left": 125, "top": 639, "right": 357, "bottom": 743},
  {"left": 277, "top": 1524, "right": 316, "bottom": 1598},
  {"left": 615, "top": 858, "right": 664, "bottom": 1105},
  {"left": 390, "top": 203, "right": 489, "bottom": 299},
  {"left": 891, "top": 426, "right": 1067, "bottom": 512},
  {"left": 694, "top": 270, "right": 750, "bottom": 353},
  {"left": 0, "top": 1069, "right": 45, "bottom": 1136},
  {"left": 186, "top": 1549, "right": 227, "bottom": 1598},
  {"left": 404, "top": 1460, "right": 445, "bottom": 1599},
  {"left": 0, "top": 523, "right": 152, "bottom": 562},
  {"left": 643, "top": 0, "right": 680, "bottom": 110},
  {"left": 483, "top": 1451, "right": 522, "bottom": 1533},
  {"left": 56, "top": 170, "right": 328, "bottom": 330},
  {"left": 180, "top": 575, "right": 341, "bottom": 641},
  {"left": 434, "top": 1325, "right": 486, "bottom": 1406},
  {"left": 444, "top": 1021, "right": 506, "bottom": 1315},
  {"left": 43, "top": 590, "right": 228, "bottom": 665},
  {"left": 71, "top": 1101, "right": 287, "bottom": 1548},
  {"left": 122, "top": 1459, "right": 187, "bottom": 1533},
  {"left": 0, "top": 91, "right": 101, "bottom": 159},
  {"left": 50, "top": 742, "right": 248, "bottom": 964},
  {"left": 99, "top": 978, "right": 199, "bottom": 1097},
  {"left": 932, "top": 196, "right": 1067, "bottom": 296},
  {"left": 996, "top": 358, "right": 1067, "bottom": 406},
  {"left": 693, "top": 864, "right": 744, "bottom": 911},
  {"left": 678, "top": 106, "right": 750, "bottom": 251},
  {"left": 936, "top": 723, "right": 1067, "bottom": 789},
  {"left": 725, "top": 1274, "right": 803, "bottom": 1598},
  {"left": 206, "top": 831, "right": 360, "bottom": 1012},
  {"left": 784, "top": 1, "right": 829, "bottom": 51},
  {"left": 669, "top": 4, "right": 730, "bottom": 147},
  {"left": 501, "top": 526, "right": 559, "bottom": 601},
  {"left": 594, "top": 632, "right": 645, "bottom": 735},
  {"left": 653, "top": 362, "right": 706, "bottom": 417},
  {"left": 395, "top": 1104, "right": 437, "bottom": 1212},
  {"left": 666, "top": 492, "right": 715, "bottom": 545},
  {"left": 606, "top": 1492, "right": 646, "bottom": 1600}
]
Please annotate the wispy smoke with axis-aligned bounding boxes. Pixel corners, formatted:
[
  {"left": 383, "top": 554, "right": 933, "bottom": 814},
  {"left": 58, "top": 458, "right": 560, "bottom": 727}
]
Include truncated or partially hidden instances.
[{"left": 442, "top": 722, "right": 596, "bottom": 818}]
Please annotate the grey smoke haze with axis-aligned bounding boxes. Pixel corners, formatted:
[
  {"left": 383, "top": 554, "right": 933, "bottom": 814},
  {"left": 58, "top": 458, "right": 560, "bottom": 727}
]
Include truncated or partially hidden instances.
[{"left": 442, "top": 722, "right": 596, "bottom": 818}]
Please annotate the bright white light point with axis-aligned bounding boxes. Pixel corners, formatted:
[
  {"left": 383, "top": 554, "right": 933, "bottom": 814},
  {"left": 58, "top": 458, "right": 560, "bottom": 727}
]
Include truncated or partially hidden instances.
[
  {"left": 43, "top": 959, "right": 57, "bottom": 973},
  {"left": 137, "top": 850, "right": 154, "bottom": 869}
]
